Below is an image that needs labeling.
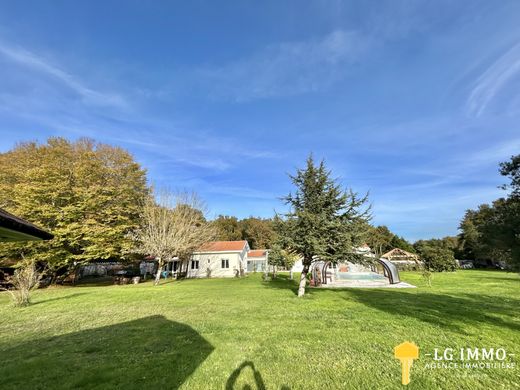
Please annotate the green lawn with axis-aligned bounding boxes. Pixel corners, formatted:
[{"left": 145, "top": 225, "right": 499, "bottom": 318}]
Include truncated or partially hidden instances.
[{"left": 0, "top": 270, "right": 519, "bottom": 389}]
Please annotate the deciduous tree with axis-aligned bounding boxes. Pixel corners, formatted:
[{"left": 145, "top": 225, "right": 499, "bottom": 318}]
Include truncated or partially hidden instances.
[
  {"left": 0, "top": 138, "right": 148, "bottom": 277},
  {"left": 212, "top": 215, "right": 242, "bottom": 241},
  {"left": 458, "top": 154, "right": 520, "bottom": 270},
  {"left": 132, "top": 191, "right": 216, "bottom": 285},
  {"left": 240, "top": 217, "right": 276, "bottom": 249}
]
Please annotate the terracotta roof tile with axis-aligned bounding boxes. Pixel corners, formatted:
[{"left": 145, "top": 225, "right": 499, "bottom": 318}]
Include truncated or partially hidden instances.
[
  {"left": 198, "top": 240, "right": 248, "bottom": 252},
  {"left": 248, "top": 250, "right": 267, "bottom": 258}
]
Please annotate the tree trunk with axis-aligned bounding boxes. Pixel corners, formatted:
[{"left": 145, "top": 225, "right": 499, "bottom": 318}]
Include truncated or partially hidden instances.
[
  {"left": 290, "top": 269, "right": 293, "bottom": 280},
  {"left": 154, "top": 258, "right": 163, "bottom": 286},
  {"left": 298, "top": 263, "right": 310, "bottom": 297}
]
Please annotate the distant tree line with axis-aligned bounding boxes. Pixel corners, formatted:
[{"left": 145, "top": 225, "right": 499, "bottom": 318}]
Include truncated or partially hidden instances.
[
  {"left": 457, "top": 154, "right": 520, "bottom": 271},
  {"left": 211, "top": 215, "right": 276, "bottom": 249},
  {"left": 1, "top": 137, "right": 517, "bottom": 288},
  {"left": 409, "top": 154, "right": 520, "bottom": 272},
  {"left": 364, "top": 225, "right": 416, "bottom": 256}
]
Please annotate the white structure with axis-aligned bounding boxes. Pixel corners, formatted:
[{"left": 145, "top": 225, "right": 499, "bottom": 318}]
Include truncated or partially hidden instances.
[
  {"left": 290, "top": 244, "right": 376, "bottom": 273},
  {"left": 188, "top": 240, "right": 250, "bottom": 278},
  {"left": 291, "top": 258, "right": 304, "bottom": 273},
  {"left": 353, "top": 243, "right": 376, "bottom": 258},
  {"left": 247, "top": 250, "right": 268, "bottom": 272}
]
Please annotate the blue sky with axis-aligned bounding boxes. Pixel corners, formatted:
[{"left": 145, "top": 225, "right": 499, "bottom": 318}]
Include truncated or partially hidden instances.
[{"left": 0, "top": 1, "right": 519, "bottom": 241}]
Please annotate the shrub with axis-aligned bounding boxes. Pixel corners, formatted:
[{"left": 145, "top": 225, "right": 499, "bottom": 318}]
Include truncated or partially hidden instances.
[
  {"left": 422, "top": 269, "right": 433, "bottom": 287},
  {"left": 4, "top": 261, "right": 42, "bottom": 306},
  {"left": 419, "top": 246, "right": 458, "bottom": 272}
]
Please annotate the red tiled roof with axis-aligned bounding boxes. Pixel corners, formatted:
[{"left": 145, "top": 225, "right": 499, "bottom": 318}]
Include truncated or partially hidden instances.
[
  {"left": 248, "top": 250, "right": 267, "bottom": 258},
  {"left": 198, "top": 240, "right": 248, "bottom": 252}
]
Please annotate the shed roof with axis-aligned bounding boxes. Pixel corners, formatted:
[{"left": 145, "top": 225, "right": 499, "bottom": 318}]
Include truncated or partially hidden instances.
[
  {"left": 248, "top": 250, "right": 267, "bottom": 258},
  {"left": 381, "top": 248, "right": 419, "bottom": 261}
]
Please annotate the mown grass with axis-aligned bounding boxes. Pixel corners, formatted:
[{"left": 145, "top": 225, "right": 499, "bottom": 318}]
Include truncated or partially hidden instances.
[{"left": 0, "top": 270, "right": 519, "bottom": 389}]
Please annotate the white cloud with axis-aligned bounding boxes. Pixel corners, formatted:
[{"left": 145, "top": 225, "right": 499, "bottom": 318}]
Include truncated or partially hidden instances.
[
  {"left": 0, "top": 41, "right": 126, "bottom": 108},
  {"left": 197, "top": 30, "right": 372, "bottom": 101},
  {"left": 203, "top": 184, "right": 277, "bottom": 200},
  {"left": 466, "top": 42, "right": 520, "bottom": 117}
]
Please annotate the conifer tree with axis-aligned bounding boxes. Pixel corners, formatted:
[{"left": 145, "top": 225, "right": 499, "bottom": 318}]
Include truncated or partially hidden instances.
[{"left": 277, "top": 155, "right": 370, "bottom": 297}]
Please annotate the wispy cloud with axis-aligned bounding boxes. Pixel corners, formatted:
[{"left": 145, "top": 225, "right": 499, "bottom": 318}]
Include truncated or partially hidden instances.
[
  {"left": 0, "top": 41, "right": 126, "bottom": 108},
  {"left": 466, "top": 42, "right": 520, "bottom": 117},
  {"left": 0, "top": 39, "right": 277, "bottom": 173},
  {"left": 195, "top": 30, "right": 371, "bottom": 101},
  {"left": 203, "top": 184, "right": 277, "bottom": 200}
]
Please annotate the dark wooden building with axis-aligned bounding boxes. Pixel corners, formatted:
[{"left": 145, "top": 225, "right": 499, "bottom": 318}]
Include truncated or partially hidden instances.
[{"left": 0, "top": 208, "right": 53, "bottom": 242}]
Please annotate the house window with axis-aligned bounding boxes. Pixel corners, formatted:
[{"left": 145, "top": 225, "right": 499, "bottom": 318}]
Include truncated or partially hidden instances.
[
  {"left": 221, "top": 259, "right": 229, "bottom": 269},
  {"left": 191, "top": 260, "right": 199, "bottom": 270}
]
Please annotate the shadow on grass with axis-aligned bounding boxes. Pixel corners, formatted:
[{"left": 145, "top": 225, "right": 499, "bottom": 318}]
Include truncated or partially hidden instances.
[
  {"left": 262, "top": 274, "right": 299, "bottom": 295},
  {"left": 0, "top": 315, "right": 214, "bottom": 390},
  {"left": 225, "top": 361, "right": 291, "bottom": 390},
  {"left": 32, "top": 292, "right": 89, "bottom": 305},
  {"left": 74, "top": 276, "right": 114, "bottom": 287},
  {"left": 226, "top": 361, "right": 266, "bottom": 390},
  {"left": 262, "top": 275, "right": 520, "bottom": 333},
  {"left": 335, "top": 289, "right": 520, "bottom": 333}
]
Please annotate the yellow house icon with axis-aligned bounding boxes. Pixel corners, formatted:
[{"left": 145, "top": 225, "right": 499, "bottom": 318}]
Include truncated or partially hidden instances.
[{"left": 394, "top": 341, "right": 419, "bottom": 385}]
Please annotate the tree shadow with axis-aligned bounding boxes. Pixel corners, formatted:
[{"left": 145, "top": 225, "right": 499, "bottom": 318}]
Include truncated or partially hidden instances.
[
  {"left": 32, "top": 292, "right": 89, "bottom": 305},
  {"left": 338, "top": 289, "right": 520, "bottom": 333},
  {"left": 261, "top": 274, "right": 299, "bottom": 295},
  {"left": 0, "top": 315, "right": 214, "bottom": 389},
  {"left": 73, "top": 276, "right": 115, "bottom": 287},
  {"left": 260, "top": 274, "right": 520, "bottom": 332}
]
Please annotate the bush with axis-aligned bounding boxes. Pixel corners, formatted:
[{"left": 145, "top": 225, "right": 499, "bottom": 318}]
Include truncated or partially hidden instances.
[
  {"left": 4, "top": 261, "right": 42, "bottom": 306},
  {"left": 419, "top": 246, "right": 458, "bottom": 272},
  {"left": 262, "top": 273, "right": 271, "bottom": 282},
  {"left": 422, "top": 269, "right": 433, "bottom": 287},
  {"left": 394, "top": 263, "right": 420, "bottom": 271}
]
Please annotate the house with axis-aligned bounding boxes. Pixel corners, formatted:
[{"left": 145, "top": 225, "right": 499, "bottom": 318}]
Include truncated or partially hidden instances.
[
  {"left": 142, "top": 241, "right": 269, "bottom": 279},
  {"left": 188, "top": 240, "right": 250, "bottom": 278},
  {"left": 247, "top": 250, "right": 268, "bottom": 272}
]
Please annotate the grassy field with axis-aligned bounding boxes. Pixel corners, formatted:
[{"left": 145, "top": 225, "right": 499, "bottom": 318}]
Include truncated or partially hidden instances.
[{"left": 0, "top": 270, "right": 519, "bottom": 389}]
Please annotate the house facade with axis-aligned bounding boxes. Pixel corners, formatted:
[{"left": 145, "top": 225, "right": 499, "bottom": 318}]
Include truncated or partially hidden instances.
[
  {"left": 188, "top": 240, "right": 250, "bottom": 278},
  {"left": 247, "top": 250, "right": 268, "bottom": 272}
]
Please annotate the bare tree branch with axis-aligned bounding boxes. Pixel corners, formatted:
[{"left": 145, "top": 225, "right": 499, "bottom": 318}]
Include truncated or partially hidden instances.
[{"left": 131, "top": 189, "right": 216, "bottom": 285}]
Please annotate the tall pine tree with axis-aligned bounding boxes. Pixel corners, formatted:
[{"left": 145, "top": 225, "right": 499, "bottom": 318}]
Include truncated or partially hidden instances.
[{"left": 277, "top": 155, "right": 370, "bottom": 297}]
